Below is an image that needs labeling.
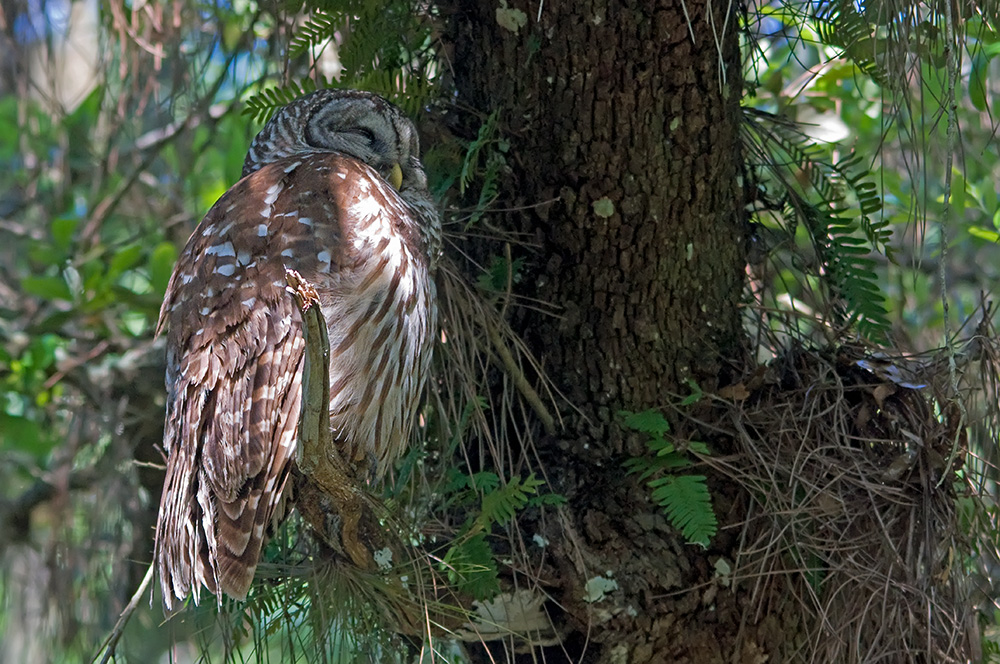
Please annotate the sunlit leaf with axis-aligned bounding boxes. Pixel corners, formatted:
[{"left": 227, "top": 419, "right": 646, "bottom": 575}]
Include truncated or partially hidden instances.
[
  {"left": 620, "top": 409, "right": 670, "bottom": 436},
  {"left": 149, "top": 242, "right": 178, "bottom": 296},
  {"left": 21, "top": 276, "right": 71, "bottom": 301}
]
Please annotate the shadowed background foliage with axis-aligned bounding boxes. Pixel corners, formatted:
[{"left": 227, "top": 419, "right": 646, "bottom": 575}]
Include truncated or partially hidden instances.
[{"left": 2, "top": 0, "right": 1000, "bottom": 662}]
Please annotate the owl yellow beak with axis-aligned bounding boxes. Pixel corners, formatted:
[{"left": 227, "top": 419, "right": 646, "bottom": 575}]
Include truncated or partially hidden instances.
[{"left": 388, "top": 163, "right": 403, "bottom": 190}]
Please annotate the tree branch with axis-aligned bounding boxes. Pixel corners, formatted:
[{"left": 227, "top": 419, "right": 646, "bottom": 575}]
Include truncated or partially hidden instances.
[{"left": 285, "top": 269, "right": 378, "bottom": 569}]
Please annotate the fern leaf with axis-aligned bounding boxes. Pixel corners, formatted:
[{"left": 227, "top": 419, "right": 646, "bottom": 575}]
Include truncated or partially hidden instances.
[
  {"left": 620, "top": 409, "right": 671, "bottom": 436},
  {"left": 289, "top": 11, "right": 339, "bottom": 57},
  {"left": 805, "top": 205, "right": 891, "bottom": 339},
  {"left": 527, "top": 492, "right": 568, "bottom": 507},
  {"left": 814, "top": 2, "right": 894, "bottom": 89},
  {"left": 648, "top": 474, "right": 717, "bottom": 547},
  {"left": 475, "top": 474, "right": 542, "bottom": 531},
  {"left": 467, "top": 152, "right": 502, "bottom": 226},
  {"left": 741, "top": 109, "right": 891, "bottom": 340},
  {"left": 460, "top": 110, "right": 500, "bottom": 194},
  {"left": 442, "top": 533, "right": 500, "bottom": 601},
  {"left": 477, "top": 255, "right": 524, "bottom": 293},
  {"left": 468, "top": 471, "right": 501, "bottom": 493},
  {"left": 351, "top": 69, "right": 432, "bottom": 116},
  {"left": 242, "top": 80, "right": 322, "bottom": 123}
]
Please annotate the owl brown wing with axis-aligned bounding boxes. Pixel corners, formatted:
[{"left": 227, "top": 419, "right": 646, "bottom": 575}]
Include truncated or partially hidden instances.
[{"left": 154, "top": 155, "right": 349, "bottom": 608}]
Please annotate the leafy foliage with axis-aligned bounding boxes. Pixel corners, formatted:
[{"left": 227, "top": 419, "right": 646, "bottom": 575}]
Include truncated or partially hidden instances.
[
  {"left": 477, "top": 255, "right": 524, "bottom": 294},
  {"left": 622, "top": 410, "right": 717, "bottom": 547},
  {"left": 742, "top": 109, "right": 891, "bottom": 339},
  {"left": 3, "top": 0, "right": 999, "bottom": 659},
  {"left": 439, "top": 471, "right": 563, "bottom": 600},
  {"left": 442, "top": 532, "right": 500, "bottom": 601},
  {"left": 288, "top": 11, "right": 340, "bottom": 58},
  {"left": 814, "top": 1, "right": 895, "bottom": 88},
  {"left": 457, "top": 109, "right": 509, "bottom": 226},
  {"left": 277, "top": 1, "right": 437, "bottom": 117},
  {"left": 647, "top": 475, "right": 716, "bottom": 547},
  {"left": 243, "top": 79, "right": 326, "bottom": 123}
]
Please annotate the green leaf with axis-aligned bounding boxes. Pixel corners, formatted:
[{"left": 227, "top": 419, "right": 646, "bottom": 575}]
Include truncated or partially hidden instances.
[
  {"left": 28, "top": 245, "right": 65, "bottom": 267},
  {"left": 243, "top": 80, "right": 323, "bottom": 123},
  {"left": 648, "top": 474, "right": 717, "bottom": 547},
  {"left": 289, "top": 11, "right": 339, "bottom": 57},
  {"left": 969, "top": 54, "right": 989, "bottom": 112},
  {"left": 468, "top": 471, "right": 501, "bottom": 493},
  {"left": 969, "top": 227, "right": 1000, "bottom": 242},
  {"left": 680, "top": 378, "right": 703, "bottom": 405},
  {"left": 51, "top": 216, "right": 78, "bottom": 252},
  {"left": 742, "top": 111, "right": 892, "bottom": 340},
  {"left": 21, "top": 276, "right": 72, "bottom": 301},
  {"left": 0, "top": 412, "right": 56, "bottom": 457},
  {"left": 442, "top": 533, "right": 500, "bottom": 600},
  {"left": 477, "top": 256, "right": 523, "bottom": 293},
  {"left": 149, "top": 242, "right": 178, "bottom": 296},
  {"left": 108, "top": 244, "right": 144, "bottom": 279},
  {"left": 950, "top": 169, "right": 967, "bottom": 217},
  {"left": 474, "top": 473, "right": 544, "bottom": 531},
  {"left": 461, "top": 110, "right": 499, "bottom": 194},
  {"left": 687, "top": 441, "right": 710, "bottom": 455},
  {"left": 527, "top": 492, "right": 568, "bottom": 507},
  {"left": 620, "top": 409, "right": 670, "bottom": 436}
]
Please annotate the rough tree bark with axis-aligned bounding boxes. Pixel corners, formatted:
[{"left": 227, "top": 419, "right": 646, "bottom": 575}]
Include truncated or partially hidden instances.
[{"left": 443, "top": 2, "right": 786, "bottom": 662}]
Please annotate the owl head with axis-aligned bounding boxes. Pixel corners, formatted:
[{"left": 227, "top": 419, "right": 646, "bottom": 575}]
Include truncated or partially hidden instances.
[{"left": 242, "top": 89, "right": 428, "bottom": 196}]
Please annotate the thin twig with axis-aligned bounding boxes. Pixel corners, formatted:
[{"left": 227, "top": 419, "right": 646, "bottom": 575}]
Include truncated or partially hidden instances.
[
  {"left": 484, "top": 321, "right": 556, "bottom": 436},
  {"left": 936, "top": 0, "right": 969, "bottom": 488},
  {"left": 90, "top": 562, "right": 155, "bottom": 664}
]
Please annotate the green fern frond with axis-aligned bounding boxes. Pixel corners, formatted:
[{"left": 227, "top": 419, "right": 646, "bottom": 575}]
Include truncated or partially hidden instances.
[
  {"left": 469, "top": 471, "right": 502, "bottom": 493},
  {"left": 621, "top": 410, "right": 716, "bottom": 545},
  {"left": 306, "top": 0, "right": 369, "bottom": 13},
  {"left": 461, "top": 109, "right": 500, "bottom": 194},
  {"left": 242, "top": 80, "right": 323, "bottom": 123},
  {"left": 435, "top": 470, "right": 560, "bottom": 601},
  {"left": 528, "top": 492, "right": 568, "bottom": 507},
  {"left": 351, "top": 68, "right": 433, "bottom": 116},
  {"left": 742, "top": 109, "right": 891, "bottom": 339},
  {"left": 830, "top": 153, "right": 890, "bottom": 254},
  {"left": 335, "top": 2, "right": 433, "bottom": 82},
  {"left": 458, "top": 111, "right": 505, "bottom": 225},
  {"left": 475, "top": 473, "right": 544, "bottom": 531},
  {"left": 800, "top": 204, "right": 890, "bottom": 339},
  {"left": 243, "top": 74, "right": 432, "bottom": 130},
  {"left": 814, "top": 2, "right": 893, "bottom": 89},
  {"left": 467, "top": 152, "right": 503, "bottom": 226},
  {"left": 648, "top": 474, "right": 717, "bottom": 547},
  {"left": 477, "top": 255, "right": 524, "bottom": 293},
  {"left": 340, "top": 10, "right": 399, "bottom": 76},
  {"left": 289, "top": 10, "right": 339, "bottom": 57},
  {"left": 442, "top": 533, "right": 500, "bottom": 600},
  {"left": 620, "top": 409, "right": 670, "bottom": 436}
]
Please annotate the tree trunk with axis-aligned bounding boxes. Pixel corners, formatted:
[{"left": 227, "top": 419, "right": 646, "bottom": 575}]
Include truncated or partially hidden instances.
[{"left": 444, "top": 2, "right": 782, "bottom": 662}]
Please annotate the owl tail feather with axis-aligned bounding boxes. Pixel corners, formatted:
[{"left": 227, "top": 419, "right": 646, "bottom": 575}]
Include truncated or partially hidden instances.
[{"left": 155, "top": 461, "right": 279, "bottom": 609}]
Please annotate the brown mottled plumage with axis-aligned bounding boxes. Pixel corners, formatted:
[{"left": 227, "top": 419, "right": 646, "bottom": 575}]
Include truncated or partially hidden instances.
[{"left": 154, "top": 90, "right": 440, "bottom": 609}]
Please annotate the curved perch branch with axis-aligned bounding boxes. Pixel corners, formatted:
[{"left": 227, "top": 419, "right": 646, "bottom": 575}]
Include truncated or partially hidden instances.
[{"left": 286, "top": 269, "right": 374, "bottom": 570}]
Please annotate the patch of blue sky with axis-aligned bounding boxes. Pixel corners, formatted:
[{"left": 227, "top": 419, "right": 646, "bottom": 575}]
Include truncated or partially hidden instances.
[{"left": 13, "top": 0, "right": 71, "bottom": 44}]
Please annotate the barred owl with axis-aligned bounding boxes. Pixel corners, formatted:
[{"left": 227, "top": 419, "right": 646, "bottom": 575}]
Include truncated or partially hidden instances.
[{"left": 154, "top": 89, "right": 440, "bottom": 609}]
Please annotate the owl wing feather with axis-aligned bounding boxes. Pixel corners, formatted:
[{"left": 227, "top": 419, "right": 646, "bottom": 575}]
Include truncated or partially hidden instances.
[{"left": 155, "top": 155, "right": 354, "bottom": 607}]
